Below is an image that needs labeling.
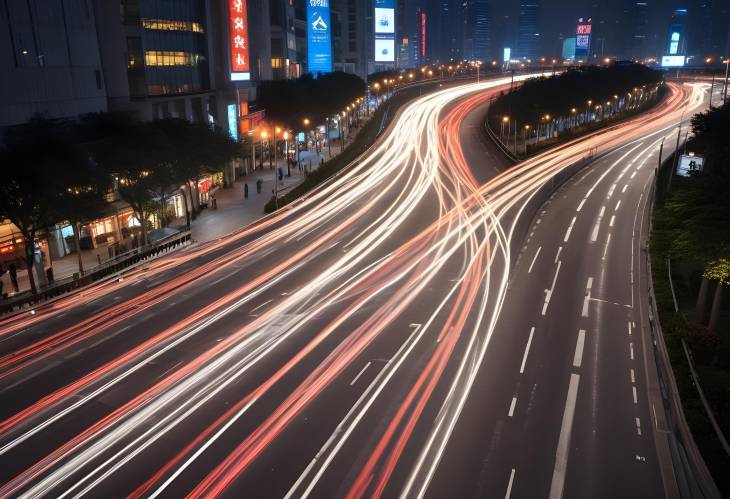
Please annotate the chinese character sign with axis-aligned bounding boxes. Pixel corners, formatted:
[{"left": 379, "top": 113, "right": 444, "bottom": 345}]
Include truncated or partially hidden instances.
[
  {"left": 229, "top": 0, "right": 250, "bottom": 80},
  {"left": 307, "top": 0, "right": 332, "bottom": 74}
]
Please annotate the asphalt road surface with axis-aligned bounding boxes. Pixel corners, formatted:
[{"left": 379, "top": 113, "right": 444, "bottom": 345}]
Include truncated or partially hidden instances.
[{"left": 0, "top": 77, "right": 707, "bottom": 498}]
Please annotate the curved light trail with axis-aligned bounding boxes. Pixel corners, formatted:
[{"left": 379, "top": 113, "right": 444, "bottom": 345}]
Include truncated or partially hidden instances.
[{"left": 0, "top": 76, "right": 706, "bottom": 498}]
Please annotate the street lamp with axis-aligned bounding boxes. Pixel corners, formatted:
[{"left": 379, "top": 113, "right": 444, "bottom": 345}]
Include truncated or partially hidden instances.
[
  {"left": 523, "top": 124, "right": 530, "bottom": 154},
  {"left": 283, "top": 131, "right": 290, "bottom": 177},
  {"left": 501, "top": 115, "right": 509, "bottom": 141}
]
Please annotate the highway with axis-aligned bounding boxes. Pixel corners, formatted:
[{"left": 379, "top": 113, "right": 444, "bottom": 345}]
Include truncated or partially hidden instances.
[{"left": 0, "top": 76, "right": 707, "bottom": 498}]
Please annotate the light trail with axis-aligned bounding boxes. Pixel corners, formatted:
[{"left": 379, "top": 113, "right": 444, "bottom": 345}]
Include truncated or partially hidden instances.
[{"left": 0, "top": 78, "right": 707, "bottom": 498}]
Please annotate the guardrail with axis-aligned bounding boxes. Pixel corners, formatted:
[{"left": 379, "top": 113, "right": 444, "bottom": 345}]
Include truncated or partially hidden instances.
[
  {"left": 645, "top": 181, "right": 721, "bottom": 499},
  {"left": 0, "top": 230, "right": 192, "bottom": 316}
]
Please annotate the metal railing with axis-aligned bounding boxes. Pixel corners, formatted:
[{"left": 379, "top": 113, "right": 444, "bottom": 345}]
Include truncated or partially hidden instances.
[{"left": 0, "top": 230, "right": 192, "bottom": 316}]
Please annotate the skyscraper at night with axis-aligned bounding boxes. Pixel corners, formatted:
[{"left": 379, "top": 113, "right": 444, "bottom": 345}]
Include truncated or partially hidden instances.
[
  {"left": 621, "top": 1, "right": 648, "bottom": 60},
  {"left": 462, "top": 0, "right": 492, "bottom": 61},
  {"left": 516, "top": 0, "right": 540, "bottom": 60}
]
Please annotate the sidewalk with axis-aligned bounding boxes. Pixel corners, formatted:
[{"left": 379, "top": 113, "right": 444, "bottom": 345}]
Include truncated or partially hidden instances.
[{"left": 188, "top": 121, "right": 367, "bottom": 244}]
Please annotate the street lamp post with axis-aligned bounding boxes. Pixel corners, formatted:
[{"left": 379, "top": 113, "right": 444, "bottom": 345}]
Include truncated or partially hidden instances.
[
  {"left": 283, "top": 131, "right": 290, "bottom": 177},
  {"left": 523, "top": 125, "right": 530, "bottom": 154},
  {"left": 259, "top": 130, "right": 267, "bottom": 170}
]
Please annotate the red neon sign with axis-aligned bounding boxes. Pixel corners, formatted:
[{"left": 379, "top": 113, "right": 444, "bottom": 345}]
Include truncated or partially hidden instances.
[
  {"left": 229, "top": 0, "right": 250, "bottom": 75},
  {"left": 420, "top": 12, "right": 426, "bottom": 59},
  {"left": 576, "top": 24, "right": 591, "bottom": 35}
]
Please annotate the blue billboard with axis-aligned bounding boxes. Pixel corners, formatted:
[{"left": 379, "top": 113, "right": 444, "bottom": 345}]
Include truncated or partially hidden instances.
[{"left": 307, "top": 0, "right": 332, "bottom": 74}]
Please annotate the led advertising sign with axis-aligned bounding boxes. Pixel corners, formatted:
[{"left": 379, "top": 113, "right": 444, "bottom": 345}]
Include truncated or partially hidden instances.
[
  {"left": 229, "top": 0, "right": 250, "bottom": 81},
  {"left": 374, "top": 0, "right": 396, "bottom": 64},
  {"left": 227, "top": 104, "right": 238, "bottom": 141},
  {"left": 677, "top": 154, "right": 704, "bottom": 177},
  {"left": 661, "top": 55, "right": 686, "bottom": 67},
  {"left": 575, "top": 17, "right": 591, "bottom": 56},
  {"left": 374, "top": 7, "right": 395, "bottom": 34},
  {"left": 375, "top": 39, "right": 395, "bottom": 62},
  {"left": 307, "top": 0, "right": 333, "bottom": 74},
  {"left": 420, "top": 11, "right": 426, "bottom": 59},
  {"left": 503, "top": 47, "right": 511, "bottom": 62}
]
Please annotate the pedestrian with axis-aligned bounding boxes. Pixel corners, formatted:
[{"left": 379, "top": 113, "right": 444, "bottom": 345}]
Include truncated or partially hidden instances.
[{"left": 8, "top": 263, "right": 18, "bottom": 293}]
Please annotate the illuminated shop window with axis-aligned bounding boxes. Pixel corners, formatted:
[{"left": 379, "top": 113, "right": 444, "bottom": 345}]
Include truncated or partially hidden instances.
[
  {"left": 144, "top": 51, "right": 202, "bottom": 66},
  {"left": 141, "top": 19, "right": 204, "bottom": 33}
]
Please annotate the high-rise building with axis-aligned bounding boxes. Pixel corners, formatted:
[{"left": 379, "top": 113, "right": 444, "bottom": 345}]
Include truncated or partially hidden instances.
[
  {"left": 270, "top": 0, "right": 300, "bottom": 80},
  {"left": 1, "top": 0, "right": 108, "bottom": 130},
  {"left": 666, "top": 8, "right": 688, "bottom": 56},
  {"left": 516, "top": 0, "right": 540, "bottom": 60},
  {"left": 621, "top": 1, "right": 649, "bottom": 60},
  {"left": 462, "top": 0, "right": 491, "bottom": 61}
]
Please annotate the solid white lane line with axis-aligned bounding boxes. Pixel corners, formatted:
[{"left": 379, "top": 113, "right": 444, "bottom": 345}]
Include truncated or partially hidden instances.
[
  {"left": 528, "top": 246, "right": 542, "bottom": 273},
  {"left": 632, "top": 386, "right": 638, "bottom": 404},
  {"left": 555, "top": 246, "right": 563, "bottom": 263},
  {"left": 614, "top": 200, "right": 621, "bottom": 211},
  {"left": 519, "top": 327, "right": 535, "bottom": 374},
  {"left": 549, "top": 373, "right": 580, "bottom": 499},
  {"left": 508, "top": 397, "right": 517, "bottom": 417},
  {"left": 601, "top": 234, "right": 611, "bottom": 261},
  {"left": 629, "top": 342, "right": 635, "bottom": 360},
  {"left": 350, "top": 361, "right": 372, "bottom": 386},
  {"left": 573, "top": 330, "right": 586, "bottom": 368},
  {"left": 609, "top": 215, "right": 616, "bottom": 227},
  {"left": 563, "top": 217, "right": 576, "bottom": 242},
  {"left": 505, "top": 469, "right": 516, "bottom": 499}
]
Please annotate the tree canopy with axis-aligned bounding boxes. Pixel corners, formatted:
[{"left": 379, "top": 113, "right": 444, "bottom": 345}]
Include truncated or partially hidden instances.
[{"left": 256, "top": 71, "right": 367, "bottom": 128}]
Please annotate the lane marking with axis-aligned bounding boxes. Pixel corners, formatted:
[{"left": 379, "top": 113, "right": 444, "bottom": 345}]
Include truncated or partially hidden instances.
[
  {"left": 519, "top": 327, "right": 535, "bottom": 374},
  {"left": 573, "top": 330, "right": 586, "bottom": 368},
  {"left": 576, "top": 198, "right": 586, "bottom": 212},
  {"left": 614, "top": 200, "right": 621, "bottom": 212},
  {"left": 563, "top": 217, "right": 576, "bottom": 242},
  {"left": 508, "top": 397, "right": 517, "bottom": 417},
  {"left": 622, "top": 184, "right": 628, "bottom": 193},
  {"left": 505, "top": 469, "right": 516, "bottom": 499},
  {"left": 601, "top": 234, "right": 611, "bottom": 261},
  {"left": 581, "top": 278, "right": 593, "bottom": 318},
  {"left": 627, "top": 321, "right": 632, "bottom": 336},
  {"left": 629, "top": 342, "right": 634, "bottom": 361},
  {"left": 549, "top": 373, "right": 580, "bottom": 499},
  {"left": 630, "top": 368, "right": 636, "bottom": 383},
  {"left": 632, "top": 386, "right": 638, "bottom": 404},
  {"left": 542, "top": 261, "right": 562, "bottom": 315},
  {"left": 635, "top": 417, "right": 642, "bottom": 436},
  {"left": 554, "top": 246, "right": 562, "bottom": 263},
  {"left": 350, "top": 361, "right": 372, "bottom": 386},
  {"left": 528, "top": 247, "right": 542, "bottom": 274},
  {"left": 609, "top": 215, "right": 616, "bottom": 227}
]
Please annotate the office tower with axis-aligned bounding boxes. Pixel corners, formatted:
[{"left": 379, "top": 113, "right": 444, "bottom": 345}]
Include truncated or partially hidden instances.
[
  {"left": 516, "top": 0, "right": 540, "bottom": 60},
  {"left": 666, "top": 8, "right": 688, "bottom": 56},
  {"left": 462, "top": 0, "right": 491, "bottom": 61},
  {"left": 621, "top": 1, "right": 648, "bottom": 60}
]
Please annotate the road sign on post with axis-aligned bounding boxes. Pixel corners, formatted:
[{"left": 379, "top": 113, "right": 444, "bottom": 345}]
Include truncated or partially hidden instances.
[{"left": 676, "top": 154, "right": 704, "bottom": 177}]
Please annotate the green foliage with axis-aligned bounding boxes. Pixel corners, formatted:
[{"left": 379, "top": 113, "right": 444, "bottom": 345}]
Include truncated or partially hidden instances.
[
  {"left": 704, "top": 259, "right": 730, "bottom": 285},
  {"left": 256, "top": 72, "right": 367, "bottom": 128},
  {"left": 489, "top": 63, "right": 663, "bottom": 125}
]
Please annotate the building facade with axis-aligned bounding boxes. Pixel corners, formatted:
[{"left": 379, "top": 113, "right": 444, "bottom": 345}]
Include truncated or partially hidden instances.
[{"left": 516, "top": 0, "right": 540, "bottom": 60}]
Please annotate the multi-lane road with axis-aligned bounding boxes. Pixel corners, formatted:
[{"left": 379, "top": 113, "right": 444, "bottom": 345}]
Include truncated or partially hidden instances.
[{"left": 0, "top": 75, "right": 708, "bottom": 498}]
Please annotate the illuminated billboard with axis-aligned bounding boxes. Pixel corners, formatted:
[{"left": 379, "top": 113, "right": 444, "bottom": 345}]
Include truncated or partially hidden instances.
[
  {"left": 375, "top": 8, "right": 395, "bottom": 34},
  {"left": 307, "top": 0, "right": 332, "bottom": 74},
  {"left": 228, "top": 0, "right": 250, "bottom": 81},
  {"left": 227, "top": 104, "right": 238, "bottom": 141},
  {"left": 375, "top": 39, "right": 395, "bottom": 62},
  {"left": 374, "top": 0, "right": 396, "bottom": 65},
  {"left": 575, "top": 17, "right": 591, "bottom": 57},
  {"left": 676, "top": 154, "right": 704, "bottom": 177},
  {"left": 503, "top": 47, "right": 511, "bottom": 62},
  {"left": 661, "top": 55, "right": 686, "bottom": 67}
]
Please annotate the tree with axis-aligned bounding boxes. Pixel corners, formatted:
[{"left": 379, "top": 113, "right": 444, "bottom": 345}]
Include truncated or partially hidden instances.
[
  {"left": 0, "top": 117, "right": 73, "bottom": 293},
  {"left": 704, "top": 259, "right": 730, "bottom": 334}
]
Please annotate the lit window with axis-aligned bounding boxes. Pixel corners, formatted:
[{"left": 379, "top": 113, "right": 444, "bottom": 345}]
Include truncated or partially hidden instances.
[
  {"left": 141, "top": 19, "right": 204, "bottom": 33},
  {"left": 145, "top": 51, "right": 199, "bottom": 67}
]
